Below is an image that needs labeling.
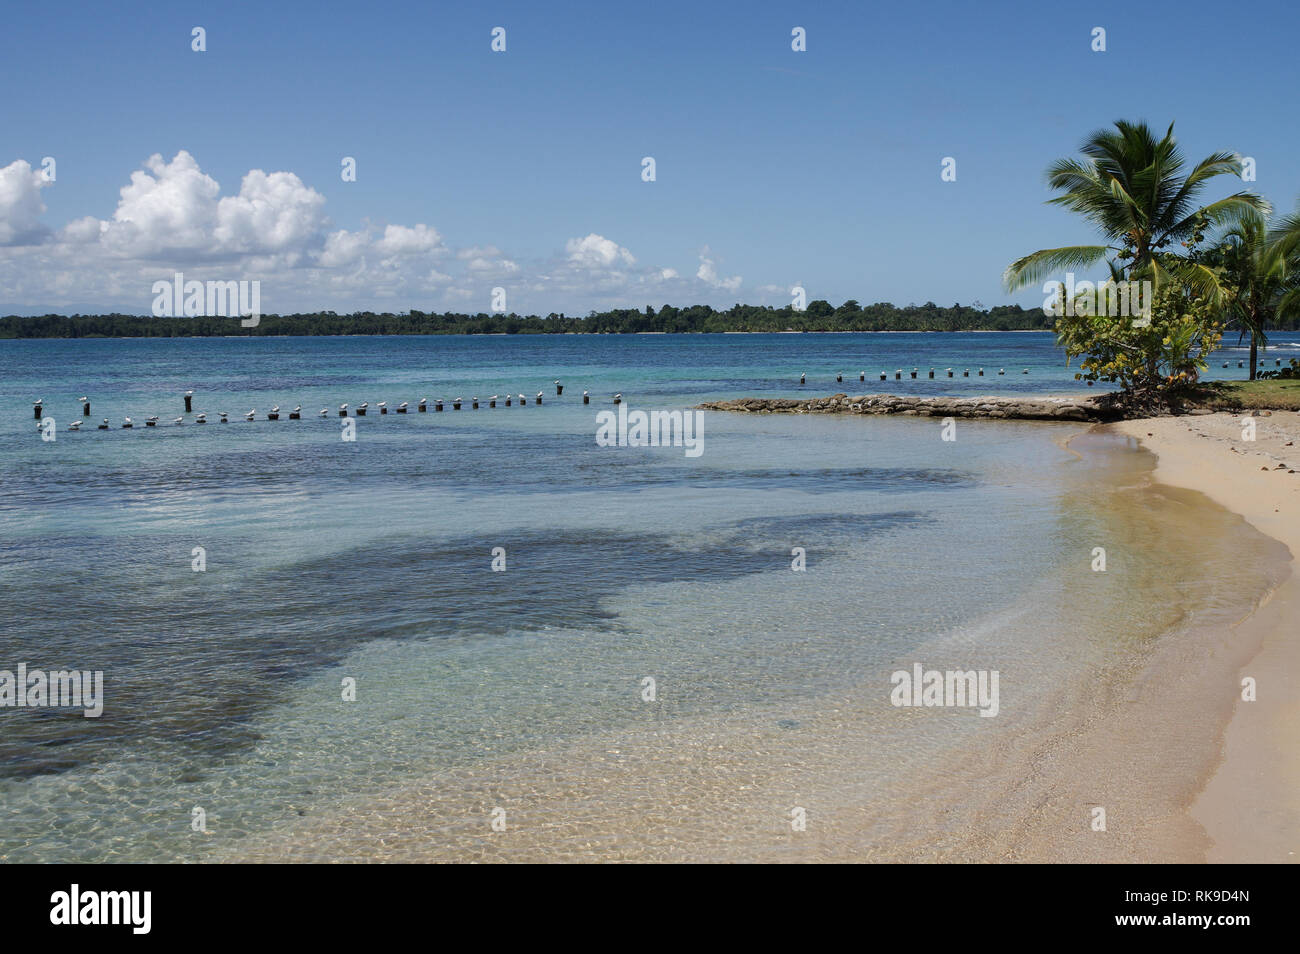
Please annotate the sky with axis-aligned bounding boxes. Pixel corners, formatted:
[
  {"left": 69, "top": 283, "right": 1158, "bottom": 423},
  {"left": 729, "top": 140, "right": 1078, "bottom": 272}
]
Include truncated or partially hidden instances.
[{"left": 2, "top": 0, "right": 1298, "bottom": 317}]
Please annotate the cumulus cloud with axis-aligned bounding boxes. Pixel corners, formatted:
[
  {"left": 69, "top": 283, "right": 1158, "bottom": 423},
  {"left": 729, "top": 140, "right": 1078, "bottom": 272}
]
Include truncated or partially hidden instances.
[
  {"left": 101, "top": 151, "right": 222, "bottom": 254},
  {"left": 566, "top": 233, "right": 635, "bottom": 269},
  {"left": 374, "top": 223, "right": 443, "bottom": 256},
  {"left": 696, "top": 247, "right": 741, "bottom": 292},
  {"left": 454, "top": 243, "right": 518, "bottom": 275},
  {"left": 0, "top": 150, "right": 746, "bottom": 314},
  {"left": 214, "top": 168, "right": 327, "bottom": 254},
  {"left": 318, "top": 229, "right": 370, "bottom": 268},
  {"left": 0, "top": 159, "right": 51, "bottom": 245}
]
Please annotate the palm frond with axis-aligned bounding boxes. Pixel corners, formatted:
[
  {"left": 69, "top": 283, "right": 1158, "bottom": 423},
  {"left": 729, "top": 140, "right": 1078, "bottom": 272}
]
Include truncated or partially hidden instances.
[{"left": 1003, "top": 245, "right": 1112, "bottom": 292}]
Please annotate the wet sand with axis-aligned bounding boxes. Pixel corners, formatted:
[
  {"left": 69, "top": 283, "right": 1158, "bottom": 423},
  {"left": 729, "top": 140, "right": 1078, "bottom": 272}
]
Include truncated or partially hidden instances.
[{"left": 1116, "top": 411, "right": 1300, "bottom": 863}]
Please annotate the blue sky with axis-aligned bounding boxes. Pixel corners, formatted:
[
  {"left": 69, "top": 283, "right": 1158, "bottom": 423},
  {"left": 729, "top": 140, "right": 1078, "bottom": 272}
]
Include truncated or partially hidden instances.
[{"left": 2, "top": 0, "right": 1298, "bottom": 315}]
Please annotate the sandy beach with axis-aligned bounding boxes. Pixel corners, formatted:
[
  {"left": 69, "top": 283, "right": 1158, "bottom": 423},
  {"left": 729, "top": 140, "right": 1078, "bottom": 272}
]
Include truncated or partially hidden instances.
[{"left": 1115, "top": 411, "right": 1300, "bottom": 863}]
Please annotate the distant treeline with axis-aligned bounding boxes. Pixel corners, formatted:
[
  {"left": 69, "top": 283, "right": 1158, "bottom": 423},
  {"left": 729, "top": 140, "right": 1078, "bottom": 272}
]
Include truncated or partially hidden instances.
[{"left": 4, "top": 300, "right": 1298, "bottom": 338}]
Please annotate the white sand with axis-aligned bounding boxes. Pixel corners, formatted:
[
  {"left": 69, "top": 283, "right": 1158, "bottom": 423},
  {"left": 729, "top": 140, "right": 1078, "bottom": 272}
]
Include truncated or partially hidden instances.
[{"left": 1115, "top": 411, "right": 1300, "bottom": 863}]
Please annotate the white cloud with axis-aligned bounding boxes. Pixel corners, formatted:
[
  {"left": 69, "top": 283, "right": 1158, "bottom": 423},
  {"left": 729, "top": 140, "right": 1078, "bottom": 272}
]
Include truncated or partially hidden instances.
[
  {"left": 0, "top": 159, "right": 51, "bottom": 245},
  {"left": 464, "top": 256, "right": 519, "bottom": 274},
  {"left": 214, "top": 168, "right": 327, "bottom": 254},
  {"left": 0, "top": 150, "right": 744, "bottom": 315},
  {"left": 375, "top": 223, "right": 443, "bottom": 256},
  {"left": 102, "top": 151, "right": 222, "bottom": 254},
  {"left": 318, "top": 229, "right": 369, "bottom": 268},
  {"left": 565, "top": 233, "right": 635, "bottom": 269},
  {"left": 456, "top": 245, "right": 503, "bottom": 260},
  {"left": 696, "top": 247, "right": 741, "bottom": 292}
]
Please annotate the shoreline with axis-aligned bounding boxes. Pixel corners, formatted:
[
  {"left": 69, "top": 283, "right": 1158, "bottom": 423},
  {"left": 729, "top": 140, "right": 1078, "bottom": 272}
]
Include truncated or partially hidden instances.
[{"left": 1113, "top": 412, "right": 1300, "bottom": 863}]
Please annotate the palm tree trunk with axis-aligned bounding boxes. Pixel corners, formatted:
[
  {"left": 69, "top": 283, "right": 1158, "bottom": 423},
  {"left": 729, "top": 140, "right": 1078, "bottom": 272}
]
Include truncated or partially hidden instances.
[{"left": 1250, "top": 336, "right": 1258, "bottom": 380}]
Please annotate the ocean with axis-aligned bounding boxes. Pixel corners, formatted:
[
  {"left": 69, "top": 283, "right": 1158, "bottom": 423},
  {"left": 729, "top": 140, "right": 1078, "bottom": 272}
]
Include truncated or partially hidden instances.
[{"left": 0, "top": 331, "right": 1294, "bottom": 861}]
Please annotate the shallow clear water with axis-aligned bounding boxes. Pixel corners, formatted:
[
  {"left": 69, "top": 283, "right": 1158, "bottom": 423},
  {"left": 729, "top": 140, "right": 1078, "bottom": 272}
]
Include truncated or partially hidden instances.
[{"left": 0, "top": 332, "right": 1291, "bottom": 861}]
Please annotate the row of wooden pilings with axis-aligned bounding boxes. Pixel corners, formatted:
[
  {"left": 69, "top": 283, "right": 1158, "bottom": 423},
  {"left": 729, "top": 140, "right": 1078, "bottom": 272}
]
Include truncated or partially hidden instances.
[{"left": 35, "top": 382, "right": 634, "bottom": 430}]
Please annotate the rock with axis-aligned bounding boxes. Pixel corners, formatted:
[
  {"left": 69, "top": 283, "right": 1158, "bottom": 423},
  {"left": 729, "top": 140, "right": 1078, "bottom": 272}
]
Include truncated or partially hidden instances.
[{"left": 697, "top": 393, "right": 1110, "bottom": 422}]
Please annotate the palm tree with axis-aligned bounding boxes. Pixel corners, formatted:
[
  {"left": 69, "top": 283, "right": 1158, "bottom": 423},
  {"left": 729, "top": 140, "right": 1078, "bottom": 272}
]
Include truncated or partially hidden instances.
[
  {"left": 1202, "top": 208, "right": 1300, "bottom": 379},
  {"left": 1005, "top": 120, "right": 1268, "bottom": 299},
  {"left": 1268, "top": 206, "right": 1300, "bottom": 316}
]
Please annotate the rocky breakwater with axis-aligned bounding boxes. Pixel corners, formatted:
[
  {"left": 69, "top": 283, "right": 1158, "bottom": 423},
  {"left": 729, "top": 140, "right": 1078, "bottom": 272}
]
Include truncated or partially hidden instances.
[{"left": 697, "top": 393, "right": 1112, "bottom": 422}]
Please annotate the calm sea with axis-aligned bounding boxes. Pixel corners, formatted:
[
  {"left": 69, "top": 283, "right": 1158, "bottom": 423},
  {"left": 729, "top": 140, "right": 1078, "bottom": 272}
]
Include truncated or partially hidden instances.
[{"left": 0, "top": 331, "right": 1293, "bottom": 861}]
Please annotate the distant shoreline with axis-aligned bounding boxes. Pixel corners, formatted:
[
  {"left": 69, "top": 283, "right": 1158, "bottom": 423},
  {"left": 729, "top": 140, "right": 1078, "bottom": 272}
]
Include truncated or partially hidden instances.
[{"left": 0, "top": 328, "right": 1065, "bottom": 341}]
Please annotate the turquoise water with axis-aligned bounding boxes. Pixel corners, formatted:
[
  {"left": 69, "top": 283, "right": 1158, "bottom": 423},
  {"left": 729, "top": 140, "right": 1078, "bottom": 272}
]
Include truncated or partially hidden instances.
[{"left": 0, "top": 332, "right": 1292, "bottom": 861}]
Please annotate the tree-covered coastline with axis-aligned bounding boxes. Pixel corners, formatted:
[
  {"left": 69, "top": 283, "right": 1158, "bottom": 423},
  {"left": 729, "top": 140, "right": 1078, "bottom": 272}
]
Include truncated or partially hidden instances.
[{"left": 2, "top": 300, "right": 1088, "bottom": 338}]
